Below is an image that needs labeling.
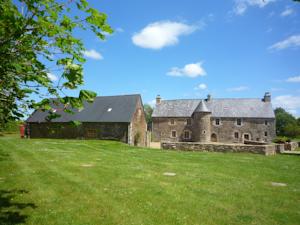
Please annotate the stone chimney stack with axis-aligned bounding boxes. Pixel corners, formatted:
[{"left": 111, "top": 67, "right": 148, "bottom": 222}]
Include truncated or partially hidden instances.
[
  {"left": 263, "top": 92, "right": 271, "bottom": 102},
  {"left": 206, "top": 94, "right": 211, "bottom": 101},
  {"left": 156, "top": 95, "right": 161, "bottom": 104}
]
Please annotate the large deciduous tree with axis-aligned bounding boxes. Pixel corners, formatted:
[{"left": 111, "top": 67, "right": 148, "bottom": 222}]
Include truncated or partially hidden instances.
[
  {"left": 0, "top": 0, "right": 112, "bottom": 125},
  {"left": 274, "top": 108, "right": 300, "bottom": 138}
]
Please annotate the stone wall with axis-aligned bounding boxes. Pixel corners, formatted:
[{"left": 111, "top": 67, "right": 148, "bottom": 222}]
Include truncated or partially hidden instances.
[
  {"left": 152, "top": 117, "right": 192, "bottom": 142},
  {"left": 28, "top": 122, "right": 129, "bottom": 142},
  {"left": 161, "top": 142, "right": 277, "bottom": 156},
  {"left": 284, "top": 142, "right": 299, "bottom": 151},
  {"left": 210, "top": 117, "right": 276, "bottom": 143},
  {"left": 152, "top": 116, "right": 276, "bottom": 144},
  {"left": 129, "top": 97, "right": 147, "bottom": 146}
]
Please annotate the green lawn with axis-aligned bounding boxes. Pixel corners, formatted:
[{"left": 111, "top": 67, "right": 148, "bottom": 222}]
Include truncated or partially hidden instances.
[{"left": 1, "top": 136, "right": 300, "bottom": 225}]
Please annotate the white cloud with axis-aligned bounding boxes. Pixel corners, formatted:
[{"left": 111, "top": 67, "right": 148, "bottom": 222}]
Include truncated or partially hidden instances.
[
  {"left": 47, "top": 73, "right": 58, "bottom": 81},
  {"left": 233, "top": 0, "right": 275, "bottom": 15},
  {"left": 83, "top": 49, "right": 103, "bottom": 60},
  {"left": 269, "top": 35, "right": 300, "bottom": 51},
  {"left": 132, "top": 21, "right": 197, "bottom": 49},
  {"left": 281, "top": 8, "right": 294, "bottom": 17},
  {"left": 227, "top": 86, "right": 249, "bottom": 92},
  {"left": 286, "top": 76, "right": 300, "bottom": 83},
  {"left": 167, "top": 62, "right": 206, "bottom": 78},
  {"left": 273, "top": 95, "right": 300, "bottom": 116},
  {"left": 194, "top": 83, "right": 207, "bottom": 90}
]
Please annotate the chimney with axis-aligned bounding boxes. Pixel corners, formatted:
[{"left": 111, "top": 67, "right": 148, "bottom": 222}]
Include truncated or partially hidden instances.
[
  {"left": 206, "top": 94, "right": 211, "bottom": 101},
  {"left": 263, "top": 92, "right": 271, "bottom": 102},
  {"left": 156, "top": 95, "right": 161, "bottom": 104}
]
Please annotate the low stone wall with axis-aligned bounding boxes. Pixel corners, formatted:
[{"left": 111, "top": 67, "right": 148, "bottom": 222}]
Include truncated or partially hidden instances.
[
  {"left": 284, "top": 142, "right": 299, "bottom": 151},
  {"left": 275, "top": 144, "right": 285, "bottom": 153},
  {"left": 244, "top": 140, "right": 268, "bottom": 145},
  {"left": 161, "top": 142, "right": 277, "bottom": 156}
]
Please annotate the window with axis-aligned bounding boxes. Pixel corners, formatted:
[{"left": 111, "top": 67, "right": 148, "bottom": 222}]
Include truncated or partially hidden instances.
[
  {"left": 184, "top": 130, "right": 191, "bottom": 139},
  {"left": 215, "top": 118, "right": 220, "bottom": 125},
  {"left": 170, "top": 119, "right": 175, "bottom": 125},
  {"left": 237, "top": 118, "right": 242, "bottom": 126},
  {"left": 186, "top": 118, "right": 192, "bottom": 126},
  {"left": 203, "top": 130, "right": 206, "bottom": 134},
  {"left": 171, "top": 130, "right": 177, "bottom": 138},
  {"left": 86, "top": 129, "right": 97, "bottom": 138},
  {"left": 264, "top": 131, "right": 268, "bottom": 137},
  {"left": 264, "top": 120, "right": 268, "bottom": 125},
  {"left": 244, "top": 134, "right": 250, "bottom": 140},
  {"left": 234, "top": 132, "right": 239, "bottom": 139}
]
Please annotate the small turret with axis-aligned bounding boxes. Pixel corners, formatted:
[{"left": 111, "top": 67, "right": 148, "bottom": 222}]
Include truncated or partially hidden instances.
[{"left": 193, "top": 100, "right": 211, "bottom": 142}]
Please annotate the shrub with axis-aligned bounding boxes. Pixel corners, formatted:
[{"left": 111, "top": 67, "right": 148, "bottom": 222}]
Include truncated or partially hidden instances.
[{"left": 273, "top": 136, "right": 291, "bottom": 144}]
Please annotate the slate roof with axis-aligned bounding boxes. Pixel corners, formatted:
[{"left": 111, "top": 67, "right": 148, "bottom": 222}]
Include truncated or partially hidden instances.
[
  {"left": 152, "top": 98, "right": 275, "bottom": 118},
  {"left": 26, "top": 94, "right": 140, "bottom": 123},
  {"left": 195, "top": 100, "right": 210, "bottom": 112}
]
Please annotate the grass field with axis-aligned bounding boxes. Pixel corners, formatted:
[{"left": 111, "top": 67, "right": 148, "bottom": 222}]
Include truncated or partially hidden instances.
[{"left": 1, "top": 136, "right": 300, "bottom": 225}]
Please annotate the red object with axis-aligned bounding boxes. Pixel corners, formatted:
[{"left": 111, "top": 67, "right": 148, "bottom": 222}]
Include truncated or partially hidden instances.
[{"left": 19, "top": 124, "right": 25, "bottom": 138}]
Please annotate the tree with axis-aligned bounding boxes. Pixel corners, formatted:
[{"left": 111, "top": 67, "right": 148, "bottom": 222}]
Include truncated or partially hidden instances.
[
  {"left": 0, "top": 0, "right": 112, "bottom": 126},
  {"left": 274, "top": 107, "right": 299, "bottom": 137},
  {"left": 144, "top": 104, "right": 153, "bottom": 124}
]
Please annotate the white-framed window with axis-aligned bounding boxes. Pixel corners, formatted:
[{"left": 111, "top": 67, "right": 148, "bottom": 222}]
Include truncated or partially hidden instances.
[
  {"left": 236, "top": 118, "right": 242, "bottom": 126},
  {"left": 171, "top": 130, "right": 177, "bottom": 138},
  {"left": 215, "top": 118, "right": 221, "bottom": 126},
  {"left": 169, "top": 119, "right": 175, "bottom": 125},
  {"left": 186, "top": 118, "right": 192, "bottom": 126},
  {"left": 234, "top": 132, "right": 239, "bottom": 139},
  {"left": 184, "top": 130, "right": 191, "bottom": 139}
]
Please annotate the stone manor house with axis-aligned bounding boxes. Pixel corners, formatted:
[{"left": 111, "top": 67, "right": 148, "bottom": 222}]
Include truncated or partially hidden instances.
[{"left": 152, "top": 92, "right": 276, "bottom": 143}]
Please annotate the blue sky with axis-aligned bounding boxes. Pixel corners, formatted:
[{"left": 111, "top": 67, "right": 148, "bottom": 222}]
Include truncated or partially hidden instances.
[{"left": 48, "top": 0, "right": 300, "bottom": 116}]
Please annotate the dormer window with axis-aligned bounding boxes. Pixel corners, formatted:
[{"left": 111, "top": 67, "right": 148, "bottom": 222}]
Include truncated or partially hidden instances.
[
  {"left": 236, "top": 118, "right": 242, "bottom": 126},
  {"left": 170, "top": 119, "right": 175, "bottom": 125}
]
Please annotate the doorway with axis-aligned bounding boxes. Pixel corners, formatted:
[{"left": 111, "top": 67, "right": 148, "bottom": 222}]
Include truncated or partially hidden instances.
[{"left": 211, "top": 133, "right": 217, "bottom": 142}]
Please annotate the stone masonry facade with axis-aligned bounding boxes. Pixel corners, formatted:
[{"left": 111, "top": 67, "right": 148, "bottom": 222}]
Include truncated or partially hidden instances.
[
  {"left": 152, "top": 117, "right": 275, "bottom": 143},
  {"left": 128, "top": 96, "right": 147, "bottom": 146},
  {"left": 152, "top": 93, "right": 276, "bottom": 144}
]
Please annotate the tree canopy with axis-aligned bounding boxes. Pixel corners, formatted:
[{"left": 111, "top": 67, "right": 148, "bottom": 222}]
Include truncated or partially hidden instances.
[
  {"left": 275, "top": 108, "right": 300, "bottom": 138},
  {"left": 0, "top": 0, "right": 112, "bottom": 126},
  {"left": 144, "top": 104, "right": 153, "bottom": 125}
]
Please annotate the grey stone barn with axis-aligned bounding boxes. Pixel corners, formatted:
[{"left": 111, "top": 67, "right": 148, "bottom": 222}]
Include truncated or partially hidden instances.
[
  {"left": 152, "top": 93, "right": 276, "bottom": 144},
  {"left": 26, "top": 94, "right": 147, "bottom": 146}
]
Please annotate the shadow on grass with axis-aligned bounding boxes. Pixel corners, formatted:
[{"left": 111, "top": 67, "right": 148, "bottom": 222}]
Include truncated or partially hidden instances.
[{"left": 0, "top": 189, "right": 36, "bottom": 225}]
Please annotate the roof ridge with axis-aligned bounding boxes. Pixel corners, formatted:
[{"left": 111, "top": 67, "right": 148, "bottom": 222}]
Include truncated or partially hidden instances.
[{"left": 161, "top": 98, "right": 262, "bottom": 101}]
